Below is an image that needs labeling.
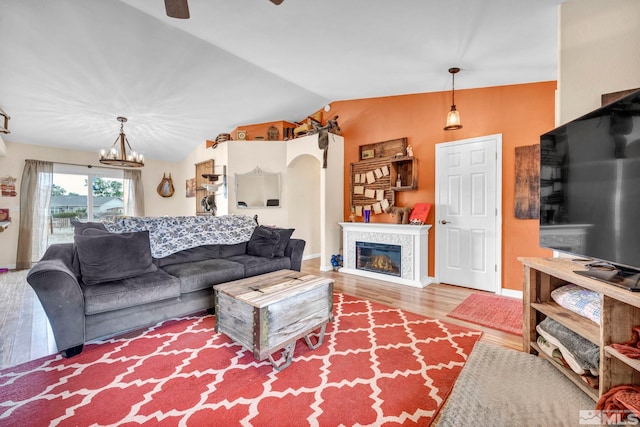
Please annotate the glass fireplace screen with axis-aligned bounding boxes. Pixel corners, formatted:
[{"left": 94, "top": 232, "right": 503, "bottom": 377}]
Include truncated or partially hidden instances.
[{"left": 355, "top": 241, "right": 401, "bottom": 277}]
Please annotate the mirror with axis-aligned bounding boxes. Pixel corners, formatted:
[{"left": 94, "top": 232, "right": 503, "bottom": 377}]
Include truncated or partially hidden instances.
[{"left": 235, "top": 166, "right": 281, "bottom": 208}]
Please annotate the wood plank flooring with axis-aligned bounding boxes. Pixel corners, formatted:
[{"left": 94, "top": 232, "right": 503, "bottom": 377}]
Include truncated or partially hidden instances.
[
  {"left": 304, "top": 259, "right": 522, "bottom": 352},
  {"left": 0, "top": 270, "right": 56, "bottom": 369},
  {"left": 0, "top": 258, "right": 521, "bottom": 370}
]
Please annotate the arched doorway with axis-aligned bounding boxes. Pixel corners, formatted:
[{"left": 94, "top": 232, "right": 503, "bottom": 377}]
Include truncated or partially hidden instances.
[{"left": 287, "top": 154, "right": 321, "bottom": 257}]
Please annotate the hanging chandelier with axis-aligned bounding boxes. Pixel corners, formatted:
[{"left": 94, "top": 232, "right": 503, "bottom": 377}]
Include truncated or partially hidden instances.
[
  {"left": 99, "top": 116, "right": 144, "bottom": 167},
  {"left": 444, "top": 67, "right": 463, "bottom": 131}
]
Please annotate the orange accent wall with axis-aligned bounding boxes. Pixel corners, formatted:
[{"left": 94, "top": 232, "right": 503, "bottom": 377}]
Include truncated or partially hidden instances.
[{"left": 330, "top": 81, "right": 556, "bottom": 291}]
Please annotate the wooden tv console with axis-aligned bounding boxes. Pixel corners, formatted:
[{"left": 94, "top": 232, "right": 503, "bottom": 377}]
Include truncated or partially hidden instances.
[{"left": 521, "top": 257, "right": 640, "bottom": 401}]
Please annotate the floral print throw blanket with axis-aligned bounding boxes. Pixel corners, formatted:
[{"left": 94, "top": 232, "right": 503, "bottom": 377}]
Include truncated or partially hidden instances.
[{"left": 103, "top": 215, "right": 257, "bottom": 258}]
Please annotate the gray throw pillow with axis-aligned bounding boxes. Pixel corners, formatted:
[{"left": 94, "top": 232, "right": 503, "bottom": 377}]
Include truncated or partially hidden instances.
[
  {"left": 262, "top": 226, "right": 295, "bottom": 257},
  {"left": 70, "top": 221, "right": 108, "bottom": 276},
  {"left": 246, "top": 226, "right": 280, "bottom": 258},
  {"left": 74, "top": 230, "right": 157, "bottom": 285},
  {"left": 71, "top": 219, "right": 107, "bottom": 235}
]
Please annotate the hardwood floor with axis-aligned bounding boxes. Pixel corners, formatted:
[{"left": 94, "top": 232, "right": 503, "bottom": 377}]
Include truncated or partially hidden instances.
[
  {"left": 0, "top": 259, "right": 521, "bottom": 370},
  {"left": 303, "top": 259, "right": 522, "bottom": 352},
  {"left": 0, "top": 270, "right": 56, "bottom": 369}
]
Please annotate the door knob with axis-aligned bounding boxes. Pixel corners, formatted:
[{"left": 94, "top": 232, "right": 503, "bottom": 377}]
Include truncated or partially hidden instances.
[{"left": 440, "top": 220, "right": 450, "bottom": 225}]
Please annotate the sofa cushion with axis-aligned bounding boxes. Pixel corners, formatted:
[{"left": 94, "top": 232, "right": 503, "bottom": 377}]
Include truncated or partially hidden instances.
[
  {"left": 71, "top": 219, "right": 107, "bottom": 235},
  {"left": 70, "top": 220, "right": 109, "bottom": 276},
  {"left": 82, "top": 269, "right": 181, "bottom": 315},
  {"left": 219, "top": 242, "right": 247, "bottom": 258},
  {"left": 161, "top": 258, "right": 245, "bottom": 294},
  {"left": 153, "top": 244, "right": 221, "bottom": 268},
  {"left": 74, "top": 230, "right": 158, "bottom": 285},
  {"left": 246, "top": 226, "right": 280, "bottom": 258},
  {"left": 263, "top": 226, "right": 295, "bottom": 257},
  {"left": 225, "top": 254, "right": 291, "bottom": 277}
]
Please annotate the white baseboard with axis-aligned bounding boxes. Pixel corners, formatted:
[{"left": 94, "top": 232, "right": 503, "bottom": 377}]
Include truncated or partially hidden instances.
[
  {"left": 301, "top": 253, "right": 332, "bottom": 271},
  {"left": 499, "top": 288, "right": 523, "bottom": 299}
]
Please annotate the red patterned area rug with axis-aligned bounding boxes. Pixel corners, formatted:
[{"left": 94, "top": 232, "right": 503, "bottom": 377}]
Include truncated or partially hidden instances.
[
  {"left": 447, "top": 293, "right": 522, "bottom": 335},
  {"left": 0, "top": 294, "right": 481, "bottom": 426}
]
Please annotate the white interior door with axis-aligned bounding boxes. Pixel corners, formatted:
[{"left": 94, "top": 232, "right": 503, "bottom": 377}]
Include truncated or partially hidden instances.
[{"left": 435, "top": 134, "right": 502, "bottom": 292}]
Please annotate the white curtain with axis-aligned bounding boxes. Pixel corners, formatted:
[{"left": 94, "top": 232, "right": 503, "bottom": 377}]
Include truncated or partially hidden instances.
[
  {"left": 16, "top": 160, "right": 53, "bottom": 269},
  {"left": 123, "top": 169, "right": 145, "bottom": 217}
]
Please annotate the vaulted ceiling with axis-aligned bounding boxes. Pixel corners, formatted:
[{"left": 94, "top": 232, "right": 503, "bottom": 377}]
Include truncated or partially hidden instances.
[{"left": 0, "top": 0, "right": 563, "bottom": 162}]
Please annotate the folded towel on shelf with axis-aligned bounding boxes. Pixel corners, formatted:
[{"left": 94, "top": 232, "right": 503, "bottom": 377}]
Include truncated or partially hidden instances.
[
  {"left": 616, "top": 390, "right": 640, "bottom": 418},
  {"left": 551, "top": 284, "right": 601, "bottom": 325},
  {"left": 536, "top": 325, "right": 596, "bottom": 376},
  {"left": 537, "top": 318, "right": 599, "bottom": 375},
  {"left": 537, "top": 335, "right": 566, "bottom": 366},
  {"left": 581, "top": 373, "right": 599, "bottom": 389},
  {"left": 597, "top": 384, "right": 640, "bottom": 421},
  {"left": 611, "top": 326, "right": 640, "bottom": 359},
  {"left": 537, "top": 334, "right": 600, "bottom": 388}
]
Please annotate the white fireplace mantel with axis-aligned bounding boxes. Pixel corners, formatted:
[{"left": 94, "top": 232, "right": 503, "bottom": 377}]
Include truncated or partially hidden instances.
[{"left": 339, "top": 222, "right": 432, "bottom": 288}]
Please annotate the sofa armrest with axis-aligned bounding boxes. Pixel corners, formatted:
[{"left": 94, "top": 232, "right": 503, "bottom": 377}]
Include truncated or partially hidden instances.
[
  {"left": 27, "top": 258, "right": 86, "bottom": 355},
  {"left": 285, "top": 238, "right": 306, "bottom": 271},
  {"left": 39, "top": 242, "right": 77, "bottom": 265}
]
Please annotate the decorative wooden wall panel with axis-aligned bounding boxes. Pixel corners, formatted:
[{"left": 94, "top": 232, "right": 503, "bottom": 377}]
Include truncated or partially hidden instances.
[
  {"left": 350, "top": 138, "right": 407, "bottom": 216},
  {"left": 358, "top": 137, "right": 407, "bottom": 161},
  {"left": 514, "top": 144, "right": 540, "bottom": 219},
  {"left": 350, "top": 158, "right": 395, "bottom": 210}
]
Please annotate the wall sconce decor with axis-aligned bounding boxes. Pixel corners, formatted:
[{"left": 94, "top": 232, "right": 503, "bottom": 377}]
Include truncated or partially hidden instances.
[{"left": 444, "top": 67, "right": 463, "bottom": 131}]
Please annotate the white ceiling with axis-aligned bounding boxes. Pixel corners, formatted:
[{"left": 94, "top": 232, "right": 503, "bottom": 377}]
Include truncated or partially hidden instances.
[{"left": 0, "top": 0, "right": 562, "bottom": 162}]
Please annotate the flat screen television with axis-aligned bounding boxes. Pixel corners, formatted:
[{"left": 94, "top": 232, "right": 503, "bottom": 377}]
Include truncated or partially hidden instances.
[{"left": 539, "top": 89, "right": 640, "bottom": 290}]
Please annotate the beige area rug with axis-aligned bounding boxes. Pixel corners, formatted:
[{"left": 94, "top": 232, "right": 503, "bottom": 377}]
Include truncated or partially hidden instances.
[{"left": 436, "top": 341, "right": 595, "bottom": 427}]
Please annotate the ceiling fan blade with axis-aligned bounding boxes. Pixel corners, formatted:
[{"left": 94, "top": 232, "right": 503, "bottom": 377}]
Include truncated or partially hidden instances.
[
  {"left": 165, "top": 0, "right": 190, "bottom": 19},
  {"left": 270, "top": 0, "right": 284, "bottom": 5}
]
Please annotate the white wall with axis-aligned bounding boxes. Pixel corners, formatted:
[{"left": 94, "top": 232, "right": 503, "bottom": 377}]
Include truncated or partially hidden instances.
[
  {"left": 559, "top": 0, "right": 640, "bottom": 122},
  {"left": 141, "top": 155, "right": 192, "bottom": 217},
  {"left": 227, "top": 142, "right": 288, "bottom": 227}
]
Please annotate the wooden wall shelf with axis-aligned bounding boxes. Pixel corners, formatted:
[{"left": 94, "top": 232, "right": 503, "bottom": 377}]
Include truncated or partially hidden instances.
[
  {"left": 195, "top": 159, "right": 214, "bottom": 216},
  {"left": 390, "top": 156, "right": 417, "bottom": 190},
  {"left": 350, "top": 138, "right": 417, "bottom": 215}
]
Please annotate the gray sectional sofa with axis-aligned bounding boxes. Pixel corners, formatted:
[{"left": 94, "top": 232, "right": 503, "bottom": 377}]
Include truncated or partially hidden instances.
[{"left": 26, "top": 215, "right": 305, "bottom": 358}]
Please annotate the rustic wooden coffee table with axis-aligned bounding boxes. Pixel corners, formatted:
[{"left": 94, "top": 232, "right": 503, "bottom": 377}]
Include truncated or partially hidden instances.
[{"left": 213, "top": 270, "right": 334, "bottom": 371}]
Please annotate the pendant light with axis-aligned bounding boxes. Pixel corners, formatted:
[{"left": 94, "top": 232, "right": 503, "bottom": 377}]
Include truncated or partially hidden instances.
[
  {"left": 99, "top": 117, "right": 144, "bottom": 167},
  {"left": 444, "top": 67, "right": 463, "bottom": 131}
]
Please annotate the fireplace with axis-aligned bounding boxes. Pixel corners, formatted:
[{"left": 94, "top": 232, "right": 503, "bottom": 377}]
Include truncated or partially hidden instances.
[
  {"left": 339, "top": 222, "right": 432, "bottom": 287},
  {"left": 356, "top": 241, "right": 401, "bottom": 277}
]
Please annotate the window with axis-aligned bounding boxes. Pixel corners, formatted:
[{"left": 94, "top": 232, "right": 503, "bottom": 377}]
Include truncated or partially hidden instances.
[{"left": 49, "top": 164, "right": 124, "bottom": 245}]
